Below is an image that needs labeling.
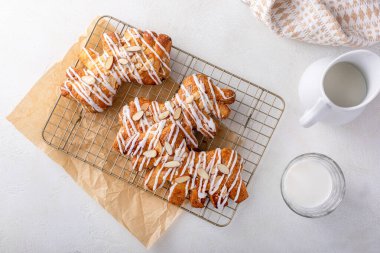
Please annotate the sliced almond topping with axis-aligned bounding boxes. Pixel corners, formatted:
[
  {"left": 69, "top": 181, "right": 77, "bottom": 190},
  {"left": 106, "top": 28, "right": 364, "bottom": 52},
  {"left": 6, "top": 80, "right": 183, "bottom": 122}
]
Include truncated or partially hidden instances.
[
  {"left": 185, "top": 95, "right": 194, "bottom": 104},
  {"left": 158, "top": 111, "right": 170, "bottom": 120},
  {"left": 164, "top": 142, "right": 173, "bottom": 155},
  {"left": 105, "top": 56, "right": 114, "bottom": 70},
  {"left": 119, "top": 58, "right": 129, "bottom": 65},
  {"left": 143, "top": 149, "right": 157, "bottom": 158},
  {"left": 132, "top": 111, "right": 144, "bottom": 121},
  {"left": 126, "top": 46, "right": 142, "bottom": 52},
  {"left": 217, "top": 164, "right": 230, "bottom": 174},
  {"left": 215, "top": 175, "right": 223, "bottom": 183},
  {"left": 141, "top": 103, "right": 149, "bottom": 111},
  {"left": 173, "top": 107, "right": 182, "bottom": 120},
  {"left": 82, "top": 75, "right": 95, "bottom": 85},
  {"left": 175, "top": 175, "right": 190, "bottom": 184},
  {"left": 193, "top": 91, "right": 200, "bottom": 100},
  {"left": 156, "top": 141, "right": 162, "bottom": 153},
  {"left": 170, "top": 101, "right": 175, "bottom": 108},
  {"left": 197, "top": 169, "right": 209, "bottom": 180},
  {"left": 145, "top": 111, "right": 152, "bottom": 116},
  {"left": 164, "top": 161, "right": 181, "bottom": 168}
]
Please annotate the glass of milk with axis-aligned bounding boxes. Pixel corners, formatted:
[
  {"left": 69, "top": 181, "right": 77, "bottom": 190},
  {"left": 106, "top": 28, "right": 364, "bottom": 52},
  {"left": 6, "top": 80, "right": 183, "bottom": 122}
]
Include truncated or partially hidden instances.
[{"left": 281, "top": 153, "right": 345, "bottom": 218}]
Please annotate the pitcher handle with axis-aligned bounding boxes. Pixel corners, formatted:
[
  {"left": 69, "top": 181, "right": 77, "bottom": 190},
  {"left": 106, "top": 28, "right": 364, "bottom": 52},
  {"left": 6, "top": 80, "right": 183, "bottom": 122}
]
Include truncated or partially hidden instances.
[{"left": 299, "top": 98, "right": 329, "bottom": 128}]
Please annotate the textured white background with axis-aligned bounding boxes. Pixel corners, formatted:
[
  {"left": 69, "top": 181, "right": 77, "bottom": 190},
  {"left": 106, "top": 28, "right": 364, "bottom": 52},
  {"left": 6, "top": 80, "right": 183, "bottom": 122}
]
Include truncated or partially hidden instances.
[{"left": 1, "top": 0, "right": 380, "bottom": 252}]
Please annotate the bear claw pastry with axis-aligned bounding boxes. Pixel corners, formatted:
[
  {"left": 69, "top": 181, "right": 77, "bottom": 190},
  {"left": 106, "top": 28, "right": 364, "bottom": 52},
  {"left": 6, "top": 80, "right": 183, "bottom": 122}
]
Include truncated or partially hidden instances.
[
  {"left": 116, "top": 121, "right": 248, "bottom": 208},
  {"left": 61, "top": 27, "right": 172, "bottom": 112},
  {"left": 114, "top": 73, "right": 236, "bottom": 152}
]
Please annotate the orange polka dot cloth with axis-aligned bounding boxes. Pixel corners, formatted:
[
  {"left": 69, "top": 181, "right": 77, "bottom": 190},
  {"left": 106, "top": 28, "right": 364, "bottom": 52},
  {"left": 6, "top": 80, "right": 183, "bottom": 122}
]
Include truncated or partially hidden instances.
[{"left": 244, "top": 0, "right": 380, "bottom": 47}]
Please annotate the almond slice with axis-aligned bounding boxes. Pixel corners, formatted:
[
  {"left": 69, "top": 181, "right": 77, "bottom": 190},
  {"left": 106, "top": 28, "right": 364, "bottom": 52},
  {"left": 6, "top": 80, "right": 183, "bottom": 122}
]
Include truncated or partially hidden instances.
[
  {"left": 215, "top": 175, "right": 223, "bottom": 183},
  {"left": 173, "top": 107, "right": 182, "bottom": 120},
  {"left": 164, "top": 161, "right": 181, "bottom": 168},
  {"left": 197, "top": 169, "right": 209, "bottom": 180},
  {"left": 126, "top": 46, "right": 142, "bottom": 52},
  {"left": 175, "top": 175, "right": 190, "bottom": 184},
  {"left": 132, "top": 111, "right": 144, "bottom": 121},
  {"left": 143, "top": 149, "right": 157, "bottom": 158},
  {"left": 82, "top": 75, "right": 95, "bottom": 85},
  {"left": 156, "top": 141, "right": 162, "bottom": 153},
  {"left": 141, "top": 103, "right": 149, "bottom": 111},
  {"left": 185, "top": 95, "right": 194, "bottom": 104},
  {"left": 164, "top": 142, "right": 173, "bottom": 155},
  {"left": 217, "top": 164, "right": 230, "bottom": 174},
  {"left": 158, "top": 111, "right": 170, "bottom": 120},
  {"left": 105, "top": 56, "right": 114, "bottom": 70},
  {"left": 119, "top": 58, "right": 129, "bottom": 65}
]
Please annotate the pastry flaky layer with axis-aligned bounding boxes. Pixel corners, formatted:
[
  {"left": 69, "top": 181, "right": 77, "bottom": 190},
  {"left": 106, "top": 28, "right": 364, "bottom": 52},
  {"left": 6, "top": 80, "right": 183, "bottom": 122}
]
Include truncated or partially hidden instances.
[
  {"left": 60, "top": 27, "right": 172, "bottom": 112},
  {"left": 113, "top": 73, "right": 236, "bottom": 152},
  {"left": 116, "top": 120, "right": 249, "bottom": 209}
]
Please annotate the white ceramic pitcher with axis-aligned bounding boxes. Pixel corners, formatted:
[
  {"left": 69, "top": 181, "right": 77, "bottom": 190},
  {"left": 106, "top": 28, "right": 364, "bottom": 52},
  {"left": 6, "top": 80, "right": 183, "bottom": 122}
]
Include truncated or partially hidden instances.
[{"left": 299, "top": 50, "right": 380, "bottom": 128}]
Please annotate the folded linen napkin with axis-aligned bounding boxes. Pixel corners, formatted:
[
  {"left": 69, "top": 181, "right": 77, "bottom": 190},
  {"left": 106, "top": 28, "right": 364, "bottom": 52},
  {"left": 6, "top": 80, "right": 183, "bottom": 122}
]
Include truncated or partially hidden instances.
[{"left": 244, "top": 0, "right": 380, "bottom": 47}]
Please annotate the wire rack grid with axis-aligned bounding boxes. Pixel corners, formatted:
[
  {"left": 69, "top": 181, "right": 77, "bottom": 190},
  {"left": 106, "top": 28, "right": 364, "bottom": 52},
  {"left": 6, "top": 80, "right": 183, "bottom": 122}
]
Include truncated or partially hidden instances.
[{"left": 42, "top": 15, "right": 285, "bottom": 227}]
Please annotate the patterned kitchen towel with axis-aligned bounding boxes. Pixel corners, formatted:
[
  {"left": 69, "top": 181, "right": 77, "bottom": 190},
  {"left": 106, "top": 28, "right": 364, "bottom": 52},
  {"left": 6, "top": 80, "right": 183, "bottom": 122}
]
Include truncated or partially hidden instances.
[{"left": 244, "top": 0, "right": 380, "bottom": 47}]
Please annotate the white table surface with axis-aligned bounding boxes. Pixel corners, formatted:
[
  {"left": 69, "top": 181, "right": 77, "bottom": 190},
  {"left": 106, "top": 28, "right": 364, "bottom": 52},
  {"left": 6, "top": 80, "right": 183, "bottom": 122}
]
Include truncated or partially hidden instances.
[{"left": 1, "top": 0, "right": 380, "bottom": 252}]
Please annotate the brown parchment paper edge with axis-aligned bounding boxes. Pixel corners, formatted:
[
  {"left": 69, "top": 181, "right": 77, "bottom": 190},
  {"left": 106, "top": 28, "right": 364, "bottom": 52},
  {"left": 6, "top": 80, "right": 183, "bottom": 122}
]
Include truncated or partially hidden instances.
[{"left": 6, "top": 16, "right": 182, "bottom": 248}]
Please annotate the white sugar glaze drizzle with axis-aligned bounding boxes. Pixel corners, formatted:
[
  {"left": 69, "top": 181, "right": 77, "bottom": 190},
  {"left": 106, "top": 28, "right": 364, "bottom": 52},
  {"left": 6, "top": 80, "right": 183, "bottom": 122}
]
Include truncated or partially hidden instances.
[
  {"left": 103, "top": 33, "right": 138, "bottom": 84},
  {"left": 125, "top": 28, "right": 161, "bottom": 85},
  {"left": 63, "top": 67, "right": 104, "bottom": 112},
  {"left": 144, "top": 30, "right": 171, "bottom": 72},
  {"left": 63, "top": 27, "right": 172, "bottom": 112},
  {"left": 82, "top": 48, "right": 118, "bottom": 94},
  {"left": 117, "top": 72, "right": 235, "bottom": 152},
  {"left": 166, "top": 148, "right": 243, "bottom": 207}
]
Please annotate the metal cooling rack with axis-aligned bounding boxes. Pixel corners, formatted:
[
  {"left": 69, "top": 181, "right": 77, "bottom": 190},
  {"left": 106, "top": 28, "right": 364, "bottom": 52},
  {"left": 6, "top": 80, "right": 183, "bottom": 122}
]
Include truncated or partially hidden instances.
[{"left": 42, "top": 16, "right": 285, "bottom": 227}]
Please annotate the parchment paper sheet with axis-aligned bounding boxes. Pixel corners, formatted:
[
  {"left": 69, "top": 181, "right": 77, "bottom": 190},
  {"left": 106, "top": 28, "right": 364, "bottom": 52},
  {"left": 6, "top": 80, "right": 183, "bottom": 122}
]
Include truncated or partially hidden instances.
[{"left": 7, "top": 18, "right": 181, "bottom": 248}]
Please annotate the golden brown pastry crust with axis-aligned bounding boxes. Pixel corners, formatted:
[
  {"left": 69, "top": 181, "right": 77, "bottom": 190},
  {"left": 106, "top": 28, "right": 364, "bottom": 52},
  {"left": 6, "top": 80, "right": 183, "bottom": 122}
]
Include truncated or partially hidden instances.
[
  {"left": 113, "top": 74, "right": 235, "bottom": 152},
  {"left": 116, "top": 120, "right": 248, "bottom": 209},
  {"left": 61, "top": 28, "right": 172, "bottom": 112}
]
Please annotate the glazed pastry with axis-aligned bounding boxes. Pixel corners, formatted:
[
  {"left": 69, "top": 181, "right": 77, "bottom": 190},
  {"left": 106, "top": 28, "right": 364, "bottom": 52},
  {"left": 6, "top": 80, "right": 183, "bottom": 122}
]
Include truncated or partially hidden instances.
[
  {"left": 61, "top": 27, "right": 172, "bottom": 112},
  {"left": 120, "top": 120, "right": 190, "bottom": 172},
  {"left": 114, "top": 73, "right": 235, "bottom": 152},
  {"left": 147, "top": 147, "right": 248, "bottom": 209},
  {"left": 117, "top": 121, "right": 248, "bottom": 209}
]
